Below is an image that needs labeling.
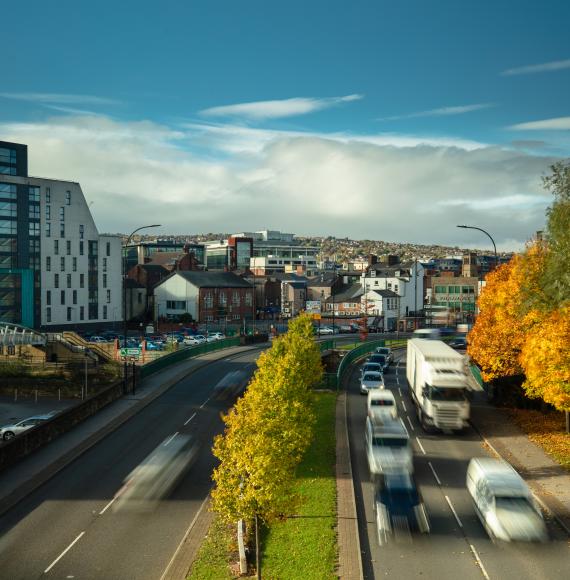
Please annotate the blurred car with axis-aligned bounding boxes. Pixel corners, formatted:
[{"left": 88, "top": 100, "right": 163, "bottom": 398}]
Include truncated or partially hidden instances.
[
  {"left": 375, "top": 347, "right": 394, "bottom": 364},
  {"left": 1, "top": 413, "right": 56, "bottom": 441},
  {"left": 361, "top": 362, "right": 383, "bottom": 377},
  {"left": 114, "top": 433, "right": 199, "bottom": 511},
  {"left": 366, "top": 354, "right": 389, "bottom": 373},
  {"left": 449, "top": 337, "right": 467, "bottom": 350},
  {"left": 368, "top": 390, "right": 397, "bottom": 422},
  {"left": 212, "top": 370, "right": 249, "bottom": 401},
  {"left": 466, "top": 457, "right": 547, "bottom": 542},
  {"left": 365, "top": 417, "right": 413, "bottom": 477},
  {"left": 373, "top": 472, "right": 430, "bottom": 545},
  {"left": 360, "top": 371, "right": 385, "bottom": 394}
]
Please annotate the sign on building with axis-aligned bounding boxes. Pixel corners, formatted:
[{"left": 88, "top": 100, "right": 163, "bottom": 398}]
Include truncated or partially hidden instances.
[{"left": 305, "top": 300, "right": 321, "bottom": 315}]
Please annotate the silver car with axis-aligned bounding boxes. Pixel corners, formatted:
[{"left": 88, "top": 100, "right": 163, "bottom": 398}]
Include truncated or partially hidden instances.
[{"left": 1, "top": 413, "right": 55, "bottom": 441}]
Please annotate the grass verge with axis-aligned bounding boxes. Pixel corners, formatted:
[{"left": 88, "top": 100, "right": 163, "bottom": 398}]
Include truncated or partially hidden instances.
[
  {"left": 260, "top": 391, "right": 337, "bottom": 579},
  {"left": 187, "top": 515, "right": 234, "bottom": 580},
  {"left": 508, "top": 408, "right": 570, "bottom": 471}
]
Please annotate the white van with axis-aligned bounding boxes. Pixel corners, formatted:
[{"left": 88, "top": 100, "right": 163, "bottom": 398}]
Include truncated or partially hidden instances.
[{"left": 466, "top": 458, "right": 547, "bottom": 542}]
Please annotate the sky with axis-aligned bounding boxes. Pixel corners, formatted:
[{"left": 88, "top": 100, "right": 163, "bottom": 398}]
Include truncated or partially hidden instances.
[{"left": 2, "top": 0, "right": 570, "bottom": 251}]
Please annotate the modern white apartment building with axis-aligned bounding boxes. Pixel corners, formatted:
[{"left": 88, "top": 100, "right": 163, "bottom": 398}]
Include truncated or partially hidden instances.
[{"left": 0, "top": 140, "right": 122, "bottom": 330}]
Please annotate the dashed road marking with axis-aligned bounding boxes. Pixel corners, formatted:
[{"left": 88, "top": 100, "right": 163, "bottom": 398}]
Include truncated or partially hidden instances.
[
  {"left": 415, "top": 437, "right": 426, "bottom": 455},
  {"left": 184, "top": 412, "right": 197, "bottom": 426},
  {"left": 44, "top": 531, "right": 85, "bottom": 574},
  {"left": 406, "top": 415, "right": 415, "bottom": 431},
  {"left": 445, "top": 495, "right": 463, "bottom": 528},
  {"left": 469, "top": 544, "right": 491, "bottom": 580},
  {"left": 401, "top": 400, "right": 407, "bottom": 412},
  {"left": 428, "top": 461, "right": 442, "bottom": 486},
  {"left": 98, "top": 497, "right": 117, "bottom": 515},
  {"left": 199, "top": 397, "right": 211, "bottom": 409},
  {"left": 163, "top": 432, "right": 179, "bottom": 446}
]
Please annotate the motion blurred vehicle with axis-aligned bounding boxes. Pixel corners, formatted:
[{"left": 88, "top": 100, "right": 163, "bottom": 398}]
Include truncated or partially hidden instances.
[
  {"left": 365, "top": 417, "right": 413, "bottom": 477},
  {"left": 339, "top": 323, "right": 360, "bottom": 333},
  {"left": 360, "top": 371, "right": 385, "bottom": 394},
  {"left": 373, "top": 472, "right": 430, "bottom": 545},
  {"left": 1, "top": 412, "right": 56, "bottom": 441},
  {"left": 361, "top": 362, "right": 383, "bottom": 377},
  {"left": 212, "top": 370, "right": 249, "bottom": 401},
  {"left": 375, "top": 346, "right": 393, "bottom": 364},
  {"left": 367, "top": 354, "right": 389, "bottom": 373},
  {"left": 368, "top": 390, "right": 397, "bottom": 422},
  {"left": 114, "top": 434, "right": 199, "bottom": 511},
  {"left": 449, "top": 337, "right": 467, "bottom": 350},
  {"left": 413, "top": 328, "right": 441, "bottom": 340},
  {"left": 466, "top": 458, "right": 547, "bottom": 543}
]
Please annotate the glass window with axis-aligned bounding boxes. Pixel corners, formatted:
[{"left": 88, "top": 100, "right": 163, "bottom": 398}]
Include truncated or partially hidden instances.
[
  {"left": 46, "top": 307, "right": 51, "bottom": 323},
  {"left": 79, "top": 224, "right": 84, "bottom": 240},
  {"left": 245, "top": 292, "right": 252, "bottom": 306},
  {"left": 66, "top": 240, "right": 71, "bottom": 255},
  {"left": 29, "top": 186, "right": 40, "bottom": 202},
  {"left": 232, "top": 292, "right": 240, "bottom": 306},
  {"left": 102, "top": 273, "right": 107, "bottom": 288},
  {"left": 73, "top": 290, "right": 77, "bottom": 305},
  {"left": 0, "top": 220, "right": 16, "bottom": 235},
  {"left": 61, "top": 290, "right": 65, "bottom": 305},
  {"left": 59, "top": 207, "right": 65, "bottom": 221},
  {"left": 80, "top": 306, "right": 84, "bottom": 320},
  {"left": 46, "top": 187, "right": 51, "bottom": 203},
  {"left": 67, "top": 307, "right": 72, "bottom": 321},
  {"left": 46, "top": 256, "right": 51, "bottom": 271},
  {"left": 46, "top": 290, "right": 51, "bottom": 306},
  {"left": 0, "top": 183, "right": 16, "bottom": 199},
  {"left": 65, "top": 190, "right": 71, "bottom": 205},
  {"left": 29, "top": 205, "right": 40, "bottom": 219},
  {"left": 45, "top": 222, "right": 51, "bottom": 237},
  {"left": 435, "top": 285, "right": 447, "bottom": 294},
  {"left": 102, "top": 257, "right": 107, "bottom": 272},
  {"left": 106, "top": 241, "right": 110, "bottom": 256},
  {"left": 80, "top": 273, "right": 84, "bottom": 288},
  {"left": 46, "top": 205, "right": 51, "bottom": 220},
  {"left": 60, "top": 223, "right": 65, "bottom": 238},
  {"left": 103, "top": 305, "right": 107, "bottom": 319},
  {"left": 29, "top": 222, "right": 40, "bottom": 236},
  {"left": 73, "top": 257, "right": 77, "bottom": 272},
  {"left": 54, "top": 240, "right": 59, "bottom": 255},
  {"left": 60, "top": 257, "right": 65, "bottom": 271},
  {"left": 219, "top": 292, "right": 227, "bottom": 305},
  {"left": 106, "top": 289, "right": 111, "bottom": 303},
  {"left": 79, "top": 241, "right": 84, "bottom": 255},
  {"left": 67, "top": 274, "right": 71, "bottom": 288},
  {"left": 54, "top": 273, "right": 59, "bottom": 288},
  {"left": 0, "top": 201, "right": 16, "bottom": 217}
]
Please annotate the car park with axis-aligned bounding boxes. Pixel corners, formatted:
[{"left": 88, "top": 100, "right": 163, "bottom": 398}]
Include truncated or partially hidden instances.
[
  {"left": 1, "top": 413, "right": 56, "bottom": 441},
  {"left": 368, "top": 390, "right": 397, "bottom": 422},
  {"left": 374, "top": 346, "right": 393, "bottom": 364},
  {"left": 373, "top": 472, "right": 430, "bottom": 545},
  {"left": 360, "top": 371, "right": 385, "bottom": 394},
  {"left": 466, "top": 457, "right": 547, "bottom": 542},
  {"left": 365, "top": 416, "right": 413, "bottom": 477}
]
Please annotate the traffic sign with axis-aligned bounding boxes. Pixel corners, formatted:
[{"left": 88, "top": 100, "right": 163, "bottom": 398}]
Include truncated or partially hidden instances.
[{"left": 120, "top": 347, "right": 141, "bottom": 359}]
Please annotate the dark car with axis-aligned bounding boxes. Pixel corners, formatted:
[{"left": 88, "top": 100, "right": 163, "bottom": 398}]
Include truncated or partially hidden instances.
[
  {"left": 366, "top": 354, "right": 389, "bottom": 372},
  {"left": 373, "top": 473, "right": 430, "bottom": 545},
  {"left": 449, "top": 337, "right": 467, "bottom": 350}
]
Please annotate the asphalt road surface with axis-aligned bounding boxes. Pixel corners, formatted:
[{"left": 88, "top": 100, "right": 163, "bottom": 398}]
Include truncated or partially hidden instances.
[
  {"left": 0, "top": 350, "right": 259, "bottom": 580},
  {"left": 347, "top": 349, "right": 569, "bottom": 580}
]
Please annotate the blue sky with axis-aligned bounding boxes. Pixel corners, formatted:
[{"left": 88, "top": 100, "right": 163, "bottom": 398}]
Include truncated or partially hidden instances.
[{"left": 2, "top": 0, "right": 570, "bottom": 248}]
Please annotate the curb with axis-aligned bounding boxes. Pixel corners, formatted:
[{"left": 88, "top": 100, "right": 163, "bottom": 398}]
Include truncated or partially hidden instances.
[
  {"left": 470, "top": 422, "right": 570, "bottom": 537},
  {"left": 0, "top": 345, "right": 263, "bottom": 518}
]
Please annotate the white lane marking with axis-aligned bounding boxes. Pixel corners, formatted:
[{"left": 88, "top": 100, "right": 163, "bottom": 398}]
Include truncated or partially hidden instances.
[
  {"left": 406, "top": 415, "right": 415, "bottom": 432},
  {"left": 44, "top": 531, "right": 85, "bottom": 574},
  {"left": 396, "top": 376, "right": 400, "bottom": 385},
  {"left": 159, "top": 494, "right": 210, "bottom": 580},
  {"left": 415, "top": 437, "right": 426, "bottom": 455},
  {"left": 163, "top": 432, "right": 179, "bottom": 446},
  {"left": 398, "top": 387, "right": 402, "bottom": 397},
  {"left": 401, "top": 400, "right": 407, "bottom": 412},
  {"left": 428, "top": 461, "right": 442, "bottom": 486},
  {"left": 469, "top": 543, "right": 491, "bottom": 580},
  {"left": 199, "top": 397, "right": 211, "bottom": 409},
  {"left": 184, "top": 412, "right": 197, "bottom": 426},
  {"left": 98, "top": 497, "right": 117, "bottom": 515},
  {"left": 445, "top": 495, "right": 463, "bottom": 528}
]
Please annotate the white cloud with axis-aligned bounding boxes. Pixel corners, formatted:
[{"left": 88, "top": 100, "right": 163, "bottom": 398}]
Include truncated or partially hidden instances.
[
  {"left": 199, "top": 94, "right": 363, "bottom": 120},
  {"left": 508, "top": 116, "right": 570, "bottom": 131},
  {"left": 0, "top": 113, "right": 556, "bottom": 249},
  {"left": 378, "top": 104, "right": 494, "bottom": 122},
  {"left": 0, "top": 92, "right": 119, "bottom": 105},
  {"left": 501, "top": 59, "right": 570, "bottom": 76}
]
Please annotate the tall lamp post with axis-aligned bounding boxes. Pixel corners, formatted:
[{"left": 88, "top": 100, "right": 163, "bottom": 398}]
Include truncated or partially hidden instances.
[
  {"left": 456, "top": 225, "right": 498, "bottom": 272},
  {"left": 123, "top": 224, "right": 161, "bottom": 393}
]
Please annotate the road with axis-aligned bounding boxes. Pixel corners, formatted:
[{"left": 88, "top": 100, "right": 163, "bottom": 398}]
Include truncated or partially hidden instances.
[
  {"left": 0, "top": 350, "right": 259, "bottom": 580},
  {"left": 347, "top": 349, "right": 569, "bottom": 580}
]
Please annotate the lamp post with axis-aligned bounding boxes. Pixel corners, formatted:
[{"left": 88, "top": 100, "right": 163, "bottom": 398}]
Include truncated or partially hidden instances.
[
  {"left": 123, "top": 224, "right": 161, "bottom": 394},
  {"left": 456, "top": 225, "right": 498, "bottom": 273}
]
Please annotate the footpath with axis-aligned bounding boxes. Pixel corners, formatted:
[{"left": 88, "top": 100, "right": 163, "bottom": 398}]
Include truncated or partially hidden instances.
[{"left": 0, "top": 344, "right": 262, "bottom": 518}]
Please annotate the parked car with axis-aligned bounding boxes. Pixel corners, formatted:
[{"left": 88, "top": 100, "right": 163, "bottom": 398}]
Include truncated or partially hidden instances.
[
  {"left": 89, "top": 335, "right": 108, "bottom": 343},
  {"left": 208, "top": 332, "right": 226, "bottom": 341},
  {"left": 366, "top": 354, "right": 389, "bottom": 373},
  {"left": 317, "top": 326, "right": 336, "bottom": 335},
  {"left": 375, "top": 347, "right": 393, "bottom": 364},
  {"left": 183, "top": 336, "right": 201, "bottom": 346},
  {"left": 1, "top": 413, "right": 56, "bottom": 441},
  {"left": 373, "top": 472, "right": 430, "bottom": 545},
  {"left": 368, "top": 390, "right": 397, "bottom": 422},
  {"left": 466, "top": 457, "right": 547, "bottom": 542},
  {"left": 144, "top": 341, "right": 164, "bottom": 351},
  {"left": 193, "top": 335, "right": 207, "bottom": 343},
  {"left": 360, "top": 372, "right": 385, "bottom": 395},
  {"left": 165, "top": 334, "right": 185, "bottom": 344}
]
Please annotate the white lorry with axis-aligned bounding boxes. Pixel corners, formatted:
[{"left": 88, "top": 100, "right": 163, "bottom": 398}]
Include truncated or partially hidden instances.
[{"left": 406, "top": 339, "right": 470, "bottom": 432}]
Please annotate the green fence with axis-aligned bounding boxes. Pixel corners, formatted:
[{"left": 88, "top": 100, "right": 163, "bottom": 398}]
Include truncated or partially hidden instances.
[
  {"left": 140, "top": 337, "right": 241, "bottom": 379},
  {"left": 470, "top": 364, "right": 485, "bottom": 390}
]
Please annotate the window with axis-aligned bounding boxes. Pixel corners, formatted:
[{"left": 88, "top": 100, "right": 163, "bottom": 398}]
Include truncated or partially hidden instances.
[
  {"left": 67, "top": 274, "right": 71, "bottom": 288},
  {"left": 394, "top": 284, "right": 399, "bottom": 293},
  {"left": 233, "top": 314, "right": 240, "bottom": 320},
  {"left": 103, "top": 305, "right": 107, "bottom": 319},
  {"left": 245, "top": 292, "right": 252, "bottom": 306},
  {"left": 166, "top": 300, "right": 186, "bottom": 309},
  {"left": 45, "top": 222, "right": 51, "bottom": 237},
  {"left": 67, "top": 307, "right": 72, "bottom": 321},
  {"left": 106, "top": 241, "right": 110, "bottom": 256},
  {"left": 61, "top": 290, "right": 65, "bottom": 305},
  {"left": 59, "top": 257, "right": 65, "bottom": 271},
  {"left": 29, "top": 186, "right": 40, "bottom": 202},
  {"left": 79, "top": 224, "right": 84, "bottom": 239},
  {"left": 72, "top": 257, "right": 77, "bottom": 272},
  {"left": 54, "top": 274, "right": 59, "bottom": 288},
  {"left": 80, "top": 273, "right": 84, "bottom": 288},
  {"left": 59, "top": 207, "right": 65, "bottom": 221},
  {"left": 60, "top": 223, "right": 65, "bottom": 238},
  {"left": 54, "top": 240, "right": 59, "bottom": 255},
  {"left": 232, "top": 292, "right": 240, "bottom": 306},
  {"left": 137, "top": 291, "right": 143, "bottom": 304},
  {"left": 435, "top": 285, "right": 446, "bottom": 294},
  {"left": 102, "top": 273, "right": 107, "bottom": 288},
  {"left": 219, "top": 292, "right": 227, "bottom": 305},
  {"left": 79, "top": 241, "right": 84, "bottom": 255},
  {"left": 102, "top": 257, "right": 107, "bottom": 272},
  {"left": 106, "top": 289, "right": 111, "bottom": 303},
  {"left": 46, "top": 290, "right": 51, "bottom": 306},
  {"left": 73, "top": 290, "right": 77, "bottom": 305},
  {"left": 46, "top": 256, "right": 51, "bottom": 271},
  {"left": 0, "top": 201, "right": 16, "bottom": 218},
  {"left": 46, "top": 187, "right": 51, "bottom": 203},
  {"left": 66, "top": 240, "right": 71, "bottom": 255},
  {"left": 46, "top": 307, "right": 51, "bottom": 323},
  {"left": 206, "top": 315, "right": 214, "bottom": 322},
  {"left": 0, "top": 183, "right": 16, "bottom": 199},
  {"left": 29, "top": 205, "right": 40, "bottom": 219},
  {"left": 46, "top": 205, "right": 51, "bottom": 220},
  {"left": 0, "top": 220, "right": 16, "bottom": 235},
  {"left": 29, "top": 222, "right": 40, "bottom": 236},
  {"left": 65, "top": 190, "right": 71, "bottom": 205},
  {"left": 204, "top": 292, "right": 213, "bottom": 308},
  {"left": 80, "top": 306, "right": 84, "bottom": 320}
]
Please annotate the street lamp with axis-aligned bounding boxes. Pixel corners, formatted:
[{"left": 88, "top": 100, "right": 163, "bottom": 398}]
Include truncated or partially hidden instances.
[
  {"left": 123, "top": 224, "right": 161, "bottom": 393},
  {"left": 456, "top": 225, "right": 498, "bottom": 272}
]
